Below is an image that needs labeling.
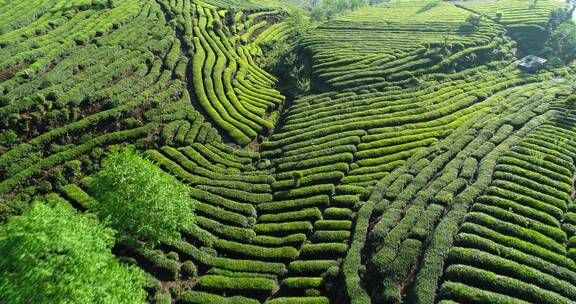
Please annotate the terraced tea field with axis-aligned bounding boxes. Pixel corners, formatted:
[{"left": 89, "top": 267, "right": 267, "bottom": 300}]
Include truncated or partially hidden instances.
[{"left": 1, "top": 0, "right": 576, "bottom": 303}]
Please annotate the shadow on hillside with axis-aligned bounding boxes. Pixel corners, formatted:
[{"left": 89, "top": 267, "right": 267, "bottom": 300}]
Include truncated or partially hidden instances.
[
  {"left": 49, "top": 2, "right": 110, "bottom": 15},
  {"left": 416, "top": 2, "right": 440, "bottom": 14}
]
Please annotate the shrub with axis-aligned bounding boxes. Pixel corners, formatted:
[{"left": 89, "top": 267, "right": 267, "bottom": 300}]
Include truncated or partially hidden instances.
[
  {"left": 300, "top": 243, "right": 349, "bottom": 258},
  {"left": 315, "top": 220, "right": 353, "bottom": 230},
  {"left": 198, "top": 185, "right": 272, "bottom": 204},
  {"left": 274, "top": 184, "right": 335, "bottom": 200},
  {"left": 471, "top": 203, "right": 566, "bottom": 243},
  {"left": 289, "top": 260, "right": 339, "bottom": 274},
  {"left": 463, "top": 15, "right": 482, "bottom": 31},
  {"left": 460, "top": 157, "right": 478, "bottom": 179},
  {"left": 281, "top": 277, "right": 324, "bottom": 289},
  {"left": 495, "top": 11, "right": 503, "bottom": 21},
  {"left": 181, "top": 261, "right": 198, "bottom": 278},
  {"left": 311, "top": 230, "right": 351, "bottom": 242},
  {"left": 272, "top": 171, "right": 345, "bottom": 190},
  {"left": 178, "top": 290, "right": 259, "bottom": 304},
  {"left": 324, "top": 265, "right": 340, "bottom": 278},
  {"left": 477, "top": 195, "right": 559, "bottom": 227},
  {"left": 257, "top": 195, "right": 330, "bottom": 212},
  {"left": 152, "top": 291, "right": 171, "bottom": 304},
  {"left": 189, "top": 188, "right": 256, "bottom": 217},
  {"left": 216, "top": 238, "right": 299, "bottom": 261},
  {"left": 196, "top": 275, "right": 277, "bottom": 293},
  {"left": 254, "top": 221, "right": 314, "bottom": 236},
  {"left": 460, "top": 223, "right": 573, "bottom": 269},
  {"left": 196, "top": 216, "right": 255, "bottom": 242},
  {"left": 293, "top": 171, "right": 304, "bottom": 187},
  {"left": 207, "top": 268, "right": 277, "bottom": 280},
  {"left": 258, "top": 208, "right": 323, "bottom": 223},
  {"left": 166, "top": 251, "right": 179, "bottom": 261},
  {"left": 0, "top": 202, "right": 147, "bottom": 304},
  {"left": 164, "top": 238, "right": 287, "bottom": 275},
  {"left": 466, "top": 212, "right": 564, "bottom": 254},
  {"left": 455, "top": 233, "right": 576, "bottom": 286},
  {"left": 127, "top": 243, "right": 180, "bottom": 280},
  {"left": 265, "top": 297, "right": 330, "bottom": 304},
  {"left": 331, "top": 195, "right": 360, "bottom": 209},
  {"left": 438, "top": 281, "right": 528, "bottom": 304},
  {"left": 324, "top": 207, "right": 353, "bottom": 219},
  {"left": 444, "top": 264, "right": 572, "bottom": 304},
  {"left": 251, "top": 233, "right": 307, "bottom": 247},
  {"left": 447, "top": 247, "right": 576, "bottom": 299},
  {"left": 90, "top": 147, "right": 195, "bottom": 246},
  {"left": 194, "top": 200, "right": 251, "bottom": 228}
]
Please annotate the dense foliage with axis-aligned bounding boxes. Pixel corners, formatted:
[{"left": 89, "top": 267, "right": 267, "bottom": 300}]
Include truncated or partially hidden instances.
[
  {"left": 0, "top": 202, "right": 147, "bottom": 304},
  {"left": 544, "top": 21, "right": 576, "bottom": 63},
  {"left": 90, "top": 147, "right": 195, "bottom": 245}
]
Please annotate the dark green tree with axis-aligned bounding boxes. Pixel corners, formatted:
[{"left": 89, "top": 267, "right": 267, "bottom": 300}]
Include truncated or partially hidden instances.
[
  {"left": 0, "top": 202, "right": 147, "bottom": 304},
  {"left": 90, "top": 147, "right": 195, "bottom": 246},
  {"left": 293, "top": 171, "right": 304, "bottom": 187},
  {"left": 495, "top": 11, "right": 503, "bottom": 21},
  {"left": 544, "top": 21, "right": 576, "bottom": 63},
  {"left": 566, "top": 94, "right": 576, "bottom": 107},
  {"left": 464, "top": 14, "right": 482, "bottom": 31}
]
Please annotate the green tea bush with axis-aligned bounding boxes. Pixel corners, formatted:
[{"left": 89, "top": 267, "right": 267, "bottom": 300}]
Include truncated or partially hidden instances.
[
  {"left": 251, "top": 233, "right": 308, "bottom": 247},
  {"left": 178, "top": 290, "right": 260, "bottom": 304},
  {"left": 289, "top": 260, "right": 340, "bottom": 274},
  {"left": 259, "top": 208, "right": 323, "bottom": 223},
  {"left": 196, "top": 275, "right": 277, "bottom": 293},
  {"left": 300, "top": 243, "right": 349, "bottom": 258},
  {"left": 265, "top": 297, "right": 330, "bottom": 304},
  {"left": 254, "top": 221, "right": 314, "bottom": 236},
  {"left": 281, "top": 277, "right": 324, "bottom": 289},
  {"left": 311, "top": 230, "right": 351, "bottom": 242}
]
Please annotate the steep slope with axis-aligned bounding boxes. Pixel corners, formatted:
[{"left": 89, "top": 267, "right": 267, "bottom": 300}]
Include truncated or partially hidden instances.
[{"left": 0, "top": 1, "right": 575, "bottom": 304}]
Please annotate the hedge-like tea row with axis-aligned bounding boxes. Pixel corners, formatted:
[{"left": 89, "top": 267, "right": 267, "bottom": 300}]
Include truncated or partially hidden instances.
[
  {"left": 0, "top": 0, "right": 224, "bottom": 202},
  {"left": 437, "top": 110, "right": 576, "bottom": 304},
  {"left": 257, "top": 63, "right": 535, "bottom": 300},
  {"left": 265, "top": 297, "right": 330, "bottom": 304},
  {"left": 178, "top": 290, "right": 260, "bottom": 304},
  {"left": 458, "top": 0, "right": 566, "bottom": 27},
  {"left": 190, "top": 3, "right": 286, "bottom": 145},
  {"left": 343, "top": 77, "right": 571, "bottom": 303},
  {"left": 3, "top": 1, "right": 574, "bottom": 303},
  {"left": 196, "top": 275, "right": 277, "bottom": 293},
  {"left": 300, "top": 1, "right": 507, "bottom": 89}
]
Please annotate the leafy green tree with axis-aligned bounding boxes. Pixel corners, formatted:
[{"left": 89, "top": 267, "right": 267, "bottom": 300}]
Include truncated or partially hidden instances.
[
  {"left": 544, "top": 21, "right": 576, "bottom": 63},
  {"left": 293, "top": 171, "right": 304, "bottom": 187},
  {"left": 90, "top": 147, "right": 194, "bottom": 246},
  {"left": 463, "top": 14, "right": 482, "bottom": 31},
  {"left": 495, "top": 11, "right": 503, "bottom": 21},
  {"left": 0, "top": 202, "right": 147, "bottom": 304}
]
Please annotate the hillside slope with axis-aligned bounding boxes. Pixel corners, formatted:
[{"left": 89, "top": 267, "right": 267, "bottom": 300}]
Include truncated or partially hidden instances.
[{"left": 1, "top": 0, "right": 576, "bottom": 304}]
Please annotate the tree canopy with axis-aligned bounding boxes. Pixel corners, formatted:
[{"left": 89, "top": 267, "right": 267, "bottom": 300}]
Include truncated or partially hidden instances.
[
  {"left": 544, "top": 21, "right": 576, "bottom": 63},
  {"left": 90, "top": 147, "right": 195, "bottom": 246},
  {"left": 0, "top": 202, "right": 147, "bottom": 304}
]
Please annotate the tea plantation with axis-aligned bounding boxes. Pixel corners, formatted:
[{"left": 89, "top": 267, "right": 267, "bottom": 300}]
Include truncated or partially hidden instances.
[{"left": 1, "top": 0, "right": 576, "bottom": 303}]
